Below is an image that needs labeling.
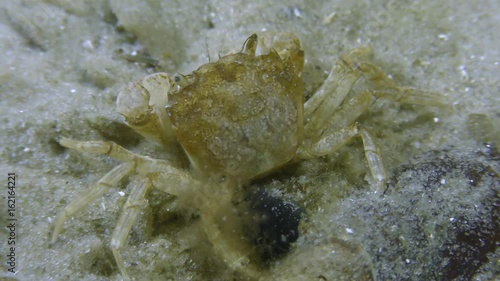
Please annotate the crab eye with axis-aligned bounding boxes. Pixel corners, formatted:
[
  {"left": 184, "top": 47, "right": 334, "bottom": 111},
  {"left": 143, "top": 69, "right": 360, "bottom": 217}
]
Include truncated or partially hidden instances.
[
  {"left": 174, "top": 73, "right": 182, "bottom": 83},
  {"left": 173, "top": 73, "right": 193, "bottom": 88}
]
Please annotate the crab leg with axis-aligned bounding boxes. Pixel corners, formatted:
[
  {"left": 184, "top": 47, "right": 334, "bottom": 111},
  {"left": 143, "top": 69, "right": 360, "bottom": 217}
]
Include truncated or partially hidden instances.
[
  {"left": 303, "top": 46, "right": 371, "bottom": 127},
  {"left": 51, "top": 163, "right": 133, "bottom": 243},
  {"left": 59, "top": 138, "right": 138, "bottom": 163},
  {"left": 358, "top": 62, "right": 449, "bottom": 107},
  {"left": 111, "top": 177, "right": 151, "bottom": 281},
  {"left": 304, "top": 48, "right": 449, "bottom": 142},
  {"left": 372, "top": 87, "right": 449, "bottom": 107},
  {"left": 55, "top": 137, "right": 198, "bottom": 279},
  {"left": 58, "top": 137, "right": 186, "bottom": 173},
  {"left": 306, "top": 89, "right": 373, "bottom": 143},
  {"left": 297, "top": 123, "right": 386, "bottom": 190}
]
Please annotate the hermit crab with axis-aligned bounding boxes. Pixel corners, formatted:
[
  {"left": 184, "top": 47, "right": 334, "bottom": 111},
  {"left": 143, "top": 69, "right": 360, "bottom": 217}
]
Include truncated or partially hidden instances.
[{"left": 51, "top": 33, "right": 445, "bottom": 280}]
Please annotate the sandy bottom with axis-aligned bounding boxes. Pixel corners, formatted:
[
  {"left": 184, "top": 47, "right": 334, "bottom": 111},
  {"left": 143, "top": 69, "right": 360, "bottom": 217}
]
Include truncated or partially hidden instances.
[{"left": 0, "top": 0, "right": 498, "bottom": 280}]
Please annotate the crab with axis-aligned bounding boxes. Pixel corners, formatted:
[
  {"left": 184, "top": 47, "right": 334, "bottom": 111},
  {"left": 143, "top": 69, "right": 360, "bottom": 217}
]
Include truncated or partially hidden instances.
[{"left": 51, "top": 32, "right": 445, "bottom": 280}]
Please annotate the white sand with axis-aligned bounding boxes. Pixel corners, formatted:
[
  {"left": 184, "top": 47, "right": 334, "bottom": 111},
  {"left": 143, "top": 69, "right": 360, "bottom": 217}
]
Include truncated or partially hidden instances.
[{"left": 1, "top": 0, "right": 498, "bottom": 280}]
